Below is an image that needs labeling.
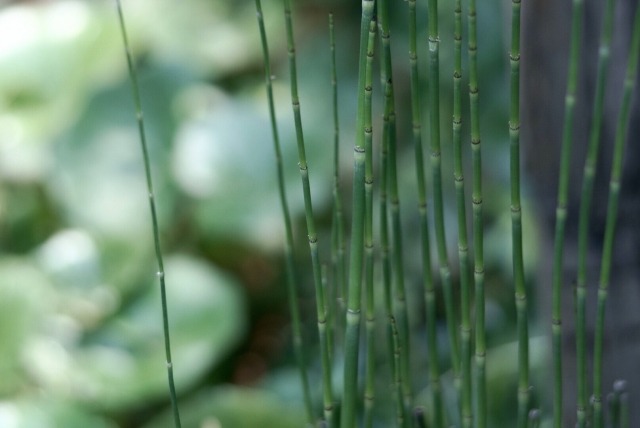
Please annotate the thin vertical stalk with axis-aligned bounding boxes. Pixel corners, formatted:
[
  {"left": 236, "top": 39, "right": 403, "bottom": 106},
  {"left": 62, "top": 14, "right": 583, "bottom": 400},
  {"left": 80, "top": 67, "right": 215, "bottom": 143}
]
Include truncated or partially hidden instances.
[
  {"left": 452, "top": 0, "right": 472, "bottom": 425},
  {"left": 254, "top": 0, "right": 313, "bottom": 423},
  {"left": 575, "top": 0, "right": 615, "bottom": 425},
  {"left": 341, "top": 2, "right": 375, "bottom": 427},
  {"left": 467, "top": 0, "right": 487, "bottom": 425},
  {"left": 330, "top": 13, "right": 347, "bottom": 335},
  {"left": 428, "top": 0, "right": 461, "bottom": 390},
  {"left": 592, "top": 6, "right": 640, "bottom": 426},
  {"left": 283, "top": 1, "right": 333, "bottom": 423},
  {"left": 619, "top": 382, "right": 629, "bottom": 428},
  {"left": 508, "top": 0, "right": 529, "bottom": 425},
  {"left": 551, "top": 0, "right": 584, "bottom": 423},
  {"left": 363, "top": 21, "right": 377, "bottom": 428},
  {"left": 115, "top": 3, "right": 182, "bottom": 427},
  {"left": 414, "top": 407, "right": 428, "bottom": 428},
  {"left": 391, "top": 316, "right": 406, "bottom": 428}
]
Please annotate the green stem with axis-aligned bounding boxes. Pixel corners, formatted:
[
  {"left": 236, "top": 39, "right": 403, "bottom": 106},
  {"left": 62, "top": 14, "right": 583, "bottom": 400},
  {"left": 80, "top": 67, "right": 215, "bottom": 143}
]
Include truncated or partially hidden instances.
[
  {"left": 391, "top": 316, "right": 406, "bottom": 428},
  {"left": 592, "top": 6, "right": 640, "bottom": 426},
  {"left": 254, "top": 0, "right": 313, "bottom": 423},
  {"left": 282, "top": 1, "right": 333, "bottom": 423},
  {"left": 115, "top": 3, "right": 182, "bottom": 427},
  {"left": 428, "top": 0, "right": 461, "bottom": 391},
  {"left": 508, "top": 0, "right": 529, "bottom": 425},
  {"left": 453, "top": 0, "right": 472, "bottom": 425},
  {"left": 467, "top": 0, "right": 486, "bottom": 425},
  {"left": 341, "top": 3, "right": 375, "bottom": 427}
]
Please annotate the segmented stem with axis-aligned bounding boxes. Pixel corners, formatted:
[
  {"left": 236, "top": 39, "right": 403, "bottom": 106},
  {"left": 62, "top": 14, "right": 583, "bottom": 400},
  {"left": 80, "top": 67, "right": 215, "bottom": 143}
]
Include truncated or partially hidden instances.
[
  {"left": 115, "top": 2, "right": 181, "bottom": 426},
  {"left": 592, "top": 6, "right": 640, "bottom": 426}
]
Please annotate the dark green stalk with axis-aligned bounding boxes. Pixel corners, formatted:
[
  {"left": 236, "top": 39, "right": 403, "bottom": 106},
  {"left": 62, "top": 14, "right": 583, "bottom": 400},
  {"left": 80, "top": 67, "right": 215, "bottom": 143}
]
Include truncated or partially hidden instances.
[
  {"left": 508, "top": 0, "right": 529, "bottom": 425},
  {"left": 467, "top": 0, "right": 486, "bottom": 425},
  {"left": 414, "top": 407, "right": 428, "bottom": 428},
  {"left": 329, "top": 13, "right": 347, "bottom": 332},
  {"left": 575, "top": 0, "right": 615, "bottom": 425},
  {"left": 115, "top": 3, "right": 181, "bottom": 427},
  {"left": 341, "top": 2, "right": 375, "bottom": 427},
  {"left": 363, "top": 21, "right": 377, "bottom": 428},
  {"left": 391, "top": 316, "right": 406, "bottom": 428},
  {"left": 254, "top": 0, "right": 313, "bottom": 423},
  {"left": 452, "top": 0, "right": 472, "bottom": 425},
  {"left": 592, "top": 7, "right": 640, "bottom": 426},
  {"left": 283, "top": 1, "right": 333, "bottom": 423},
  {"left": 619, "top": 381, "right": 629, "bottom": 428},
  {"left": 551, "top": 0, "right": 584, "bottom": 423},
  {"left": 428, "top": 0, "right": 461, "bottom": 389}
]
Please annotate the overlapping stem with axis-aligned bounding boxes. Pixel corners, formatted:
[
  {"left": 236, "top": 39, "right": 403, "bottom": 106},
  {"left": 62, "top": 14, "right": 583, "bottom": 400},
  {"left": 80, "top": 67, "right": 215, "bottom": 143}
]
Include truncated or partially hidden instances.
[
  {"left": 282, "top": 0, "right": 333, "bottom": 423},
  {"left": 427, "top": 0, "right": 461, "bottom": 393},
  {"left": 254, "top": 1, "right": 313, "bottom": 423},
  {"left": 115, "top": 3, "right": 182, "bottom": 427},
  {"left": 467, "top": 0, "right": 486, "bottom": 425},
  {"left": 363, "top": 20, "right": 377, "bottom": 428},
  {"left": 341, "top": 2, "right": 375, "bottom": 427},
  {"left": 508, "top": 0, "right": 529, "bottom": 425},
  {"left": 452, "top": 0, "right": 472, "bottom": 425},
  {"left": 592, "top": 6, "right": 640, "bottom": 426},
  {"left": 575, "top": 0, "right": 615, "bottom": 425},
  {"left": 551, "top": 0, "right": 584, "bottom": 423}
]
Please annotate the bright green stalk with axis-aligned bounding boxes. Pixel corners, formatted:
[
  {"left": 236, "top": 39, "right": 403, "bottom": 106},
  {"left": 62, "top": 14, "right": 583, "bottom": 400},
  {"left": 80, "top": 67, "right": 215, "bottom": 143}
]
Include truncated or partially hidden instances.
[
  {"left": 341, "top": 2, "right": 375, "bottom": 427},
  {"left": 115, "top": 3, "right": 181, "bottom": 427},
  {"left": 592, "top": 6, "right": 640, "bottom": 426},
  {"left": 452, "top": 0, "right": 472, "bottom": 426},
  {"left": 551, "top": 0, "right": 584, "bottom": 423},
  {"left": 428, "top": 0, "right": 461, "bottom": 388},
  {"left": 467, "top": 0, "right": 486, "bottom": 425},
  {"left": 575, "top": 0, "right": 615, "bottom": 425},
  {"left": 377, "top": 2, "right": 407, "bottom": 423},
  {"left": 508, "top": 0, "right": 529, "bottom": 425},
  {"left": 254, "top": 0, "right": 313, "bottom": 423},
  {"left": 283, "top": 1, "right": 333, "bottom": 423},
  {"left": 329, "top": 13, "right": 347, "bottom": 330},
  {"left": 363, "top": 21, "right": 377, "bottom": 428}
]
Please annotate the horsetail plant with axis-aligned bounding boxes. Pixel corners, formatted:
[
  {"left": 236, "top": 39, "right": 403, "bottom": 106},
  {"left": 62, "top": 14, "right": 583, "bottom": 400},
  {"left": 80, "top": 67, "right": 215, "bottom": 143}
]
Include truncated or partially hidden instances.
[
  {"left": 575, "top": 0, "right": 616, "bottom": 424},
  {"left": 254, "top": 0, "right": 314, "bottom": 423},
  {"left": 467, "top": 0, "right": 487, "bottom": 424},
  {"left": 427, "top": 0, "right": 461, "bottom": 394},
  {"left": 341, "top": 3, "right": 375, "bottom": 427},
  {"left": 592, "top": 5, "right": 640, "bottom": 426},
  {"left": 507, "top": 0, "right": 530, "bottom": 424},
  {"left": 115, "top": 2, "right": 181, "bottom": 427},
  {"left": 282, "top": 0, "right": 333, "bottom": 423},
  {"left": 551, "top": 0, "right": 585, "bottom": 423},
  {"left": 451, "top": 0, "right": 473, "bottom": 425}
]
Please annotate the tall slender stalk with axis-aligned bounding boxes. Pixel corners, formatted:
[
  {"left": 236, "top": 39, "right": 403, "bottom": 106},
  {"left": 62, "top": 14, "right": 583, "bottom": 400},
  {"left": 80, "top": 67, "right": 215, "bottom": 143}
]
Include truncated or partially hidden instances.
[
  {"left": 575, "top": 0, "right": 615, "bottom": 425},
  {"left": 452, "top": 0, "right": 472, "bottom": 425},
  {"left": 254, "top": 1, "right": 313, "bottom": 423},
  {"left": 391, "top": 316, "right": 406, "bottom": 428},
  {"left": 508, "top": 0, "right": 529, "bottom": 425},
  {"left": 282, "top": 1, "right": 333, "bottom": 423},
  {"left": 467, "top": 0, "right": 487, "bottom": 424},
  {"left": 550, "top": 0, "right": 584, "bottom": 423},
  {"left": 363, "top": 20, "right": 377, "bottom": 428},
  {"left": 427, "top": 0, "right": 461, "bottom": 391},
  {"left": 592, "top": 6, "right": 640, "bottom": 426},
  {"left": 341, "top": 2, "right": 375, "bottom": 427},
  {"left": 115, "top": 2, "right": 181, "bottom": 427}
]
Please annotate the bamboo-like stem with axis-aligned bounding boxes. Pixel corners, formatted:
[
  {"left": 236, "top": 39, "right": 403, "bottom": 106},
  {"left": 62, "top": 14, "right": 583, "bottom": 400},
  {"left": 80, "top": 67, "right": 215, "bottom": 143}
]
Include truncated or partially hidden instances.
[
  {"left": 329, "top": 13, "right": 347, "bottom": 339},
  {"left": 391, "top": 316, "right": 406, "bottom": 428},
  {"left": 551, "top": 0, "right": 584, "bottom": 423},
  {"left": 508, "top": 0, "right": 529, "bottom": 425},
  {"left": 608, "top": 380, "right": 626, "bottom": 428},
  {"left": 341, "top": 2, "right": 375, "bottom": 427},
  {"left": 575, "top": 0, "right": 615, "bottom": 425},
  {"left": 363, "top": 20, "right": 377, "bottom": 428},
  {"left": 427, "top": 0, "right": 461, "bottom": 390},
  {"left": 467, "top": 0, "right": 486, "bottom": 425},
  {"left": 282, "top": 1, "right": 333, "bottom": 423},
  {"left": 377, "top": 2, "right": 407, "bottom": 423},
  {"left": 452, "top": 0, "right": 472, "bottom": 425},
  {"left": 254, "top": 0, "right": 313, "bottom": 423},
  {"left": 618, "top": 381, "right": 629, "bottom": 428},
  {"left": 592, "top": 7, "right": 640, "bottom": 426},
  {"left": 115, "top": 3, "right": 181, "bottom": 427}
]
